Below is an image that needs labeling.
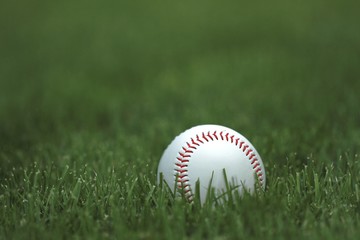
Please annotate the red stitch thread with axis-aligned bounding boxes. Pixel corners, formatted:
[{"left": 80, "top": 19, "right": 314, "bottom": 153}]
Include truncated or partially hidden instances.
[
  {"left": 191, "top": 138, "right": 200, "bottom": 146},
  {"left": 243, "top": 145, "right": 249, "bottom": 151},
  {"left": 179, "top": 152, "right": 191, "bottom": 158},
  {"left": 202, "top": 132, "right": 209, "bottom": 142},
  {"left": 252, "top": 163, "right": 260, "bottom": 169},
  {"left": 187, "top": 142, "right": 197, "bottom": 149},
  {"left": 213, "top": 131, "right": 218, "bottom": 140},
  {"left": 196, "top": 135, "right": 204, "bottom": 144},
  {"left": 182, "top": 147, "right": 193, "bottom": 153},
  {"left": 246, "top": 149, "right": 253, "bottom": 156},
  {"left": 207, "top": 131, "right": 214, "bottom": 141}
]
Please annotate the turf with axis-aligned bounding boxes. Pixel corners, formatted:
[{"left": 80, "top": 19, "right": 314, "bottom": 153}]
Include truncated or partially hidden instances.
[{"left": 1, "top": 0, "right": 360, "bottom": 239}]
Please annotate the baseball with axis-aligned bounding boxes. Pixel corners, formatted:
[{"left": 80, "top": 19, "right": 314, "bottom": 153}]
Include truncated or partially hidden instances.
[{"left": 157, "top": 124, "right": 266, "bottom": 204}]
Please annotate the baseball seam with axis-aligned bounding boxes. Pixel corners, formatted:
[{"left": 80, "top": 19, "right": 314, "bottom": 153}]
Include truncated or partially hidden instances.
[{"left": 174, "top": 130, "right": 264, "bottom": 202}]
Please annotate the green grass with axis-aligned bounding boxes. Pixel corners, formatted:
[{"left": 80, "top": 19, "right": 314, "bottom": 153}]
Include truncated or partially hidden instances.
[{"left": 1, "top": 0, "right": 360, "bottom": 239}]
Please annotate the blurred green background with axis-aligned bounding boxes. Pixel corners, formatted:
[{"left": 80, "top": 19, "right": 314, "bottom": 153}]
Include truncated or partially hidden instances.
[{"left": 1, "top": 0, "right": 359, "bottom": 172}]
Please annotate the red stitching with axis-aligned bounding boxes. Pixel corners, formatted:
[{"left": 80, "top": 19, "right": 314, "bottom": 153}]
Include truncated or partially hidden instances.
[
  {"left": 252, "top": 163, "right": 260, "bottom": 169},
  {"left": 175, "top": 163, "right": 188, "bottom": 168},
  {"left": 213, "top": 131, "right": 218, "bottom": 140},
  {"left": 207, "top": 131, "right": 214, "bottom": 141},
  {"left": 187, "top": 142, "right": 197, "bottom": 149},
  {"left": 246, "top": 149, "right": 253, "bottom": 156},
  {"left": 179, "top": 152, "right": 191, "bottom": 158},
  {"left": 196, "top": 135, "right": 204, "bottom": 144},
  {"left": 202, "top": 132, "right": 209, "bottom": 142},
  {"left": 182, "top": 147, "right": 193, "bottom": 153},
  {"left": 191, "top": 138, "right": 200, "bottom": 146},
  {"left": 243, "top": 145, "right": 249, "bottom": 151},
  {"left": 174, "top": 129, "right": 264, "bottom": 203}
]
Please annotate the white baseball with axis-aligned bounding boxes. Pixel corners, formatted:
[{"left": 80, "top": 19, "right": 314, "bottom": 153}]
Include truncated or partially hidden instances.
[{"left": 157, "top": 124, "right": 266, "bottom": 204}]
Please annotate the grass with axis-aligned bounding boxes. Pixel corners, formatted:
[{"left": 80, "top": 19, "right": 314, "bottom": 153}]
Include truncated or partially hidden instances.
[{"left": 1, "top": 0, "right": 360, "bottom": 239}]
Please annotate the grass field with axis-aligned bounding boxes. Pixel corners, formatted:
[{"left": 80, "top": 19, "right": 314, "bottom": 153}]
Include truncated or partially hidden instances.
[{"left": 1, "top": 0, "right": 360, "bottom": 239}]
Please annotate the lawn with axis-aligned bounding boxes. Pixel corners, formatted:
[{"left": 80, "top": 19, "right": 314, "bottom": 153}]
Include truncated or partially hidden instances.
[{"left": 1, "top": 0, "right": 360, "bottom": 239}]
